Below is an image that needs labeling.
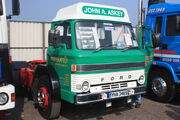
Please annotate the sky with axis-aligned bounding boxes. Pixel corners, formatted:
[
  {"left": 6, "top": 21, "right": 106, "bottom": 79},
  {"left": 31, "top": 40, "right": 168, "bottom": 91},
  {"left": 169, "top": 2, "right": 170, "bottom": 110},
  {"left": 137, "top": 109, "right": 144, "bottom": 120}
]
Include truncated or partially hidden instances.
[{"left": 6, "top": 0, "right": 180, "bottom": 26}]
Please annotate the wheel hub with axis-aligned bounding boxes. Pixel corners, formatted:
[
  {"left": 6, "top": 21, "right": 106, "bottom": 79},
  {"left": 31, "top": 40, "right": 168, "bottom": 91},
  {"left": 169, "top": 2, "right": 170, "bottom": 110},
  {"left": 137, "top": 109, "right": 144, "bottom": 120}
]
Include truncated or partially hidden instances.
[
  {"left": 152, "top": 77, "right": 167, "bottom": 97},
  {"left": 37, "top": 87, "right": 49, "bottom": 109}
]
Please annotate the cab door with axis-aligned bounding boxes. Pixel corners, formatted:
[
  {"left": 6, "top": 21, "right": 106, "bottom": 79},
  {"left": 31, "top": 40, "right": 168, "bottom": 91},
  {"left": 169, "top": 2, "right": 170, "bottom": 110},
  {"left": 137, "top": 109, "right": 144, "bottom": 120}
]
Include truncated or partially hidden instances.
[
  {"left": 47, "top": 22, "right": 73, "bottom": 91},
  {"left": 153, "top": 16, "right": 163, "bottom": 61},
  {"left": 163, "top": 14, "right": 180, "bottom": 73}
]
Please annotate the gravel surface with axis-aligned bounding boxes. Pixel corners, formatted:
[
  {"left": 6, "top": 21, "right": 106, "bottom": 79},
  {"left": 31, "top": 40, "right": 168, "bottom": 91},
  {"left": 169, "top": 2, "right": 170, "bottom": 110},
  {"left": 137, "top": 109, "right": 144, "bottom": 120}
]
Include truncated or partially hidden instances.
[{"left": 2, "top": 96, "right": 180, "bottom": 120}]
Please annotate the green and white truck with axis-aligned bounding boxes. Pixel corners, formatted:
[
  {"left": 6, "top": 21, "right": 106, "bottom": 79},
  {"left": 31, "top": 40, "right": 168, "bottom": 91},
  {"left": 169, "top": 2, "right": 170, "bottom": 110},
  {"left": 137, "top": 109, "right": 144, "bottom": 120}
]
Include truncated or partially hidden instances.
[{"left": 32, "top": 2, "right": 154, "bottom": 119}]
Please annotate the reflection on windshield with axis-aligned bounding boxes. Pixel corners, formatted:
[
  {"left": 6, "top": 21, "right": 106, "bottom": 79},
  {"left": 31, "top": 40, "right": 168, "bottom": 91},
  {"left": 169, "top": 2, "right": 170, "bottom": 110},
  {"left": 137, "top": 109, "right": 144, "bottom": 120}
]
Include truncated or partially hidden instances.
[{"left": 75, "top": 21, "right": 138, "bottom": 50}]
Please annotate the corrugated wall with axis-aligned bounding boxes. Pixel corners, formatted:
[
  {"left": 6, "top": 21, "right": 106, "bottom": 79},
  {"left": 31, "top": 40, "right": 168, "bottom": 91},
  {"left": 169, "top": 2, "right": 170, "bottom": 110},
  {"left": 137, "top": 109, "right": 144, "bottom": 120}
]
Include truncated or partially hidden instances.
[{"left": 9, "top": 21, "right": 51, "bottom": 61}]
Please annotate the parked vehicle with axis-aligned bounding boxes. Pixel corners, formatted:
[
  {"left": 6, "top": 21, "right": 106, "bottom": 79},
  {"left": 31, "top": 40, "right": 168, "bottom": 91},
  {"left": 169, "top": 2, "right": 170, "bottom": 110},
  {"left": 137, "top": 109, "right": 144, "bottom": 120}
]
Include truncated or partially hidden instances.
[
  {"left": 0, "top": 0, "right": 20, "bottom": 115},
  {"left": 146, "top": 0, "right": 180, "bottom": 102},
  {"left": 17, "top": 2, "right": 154, "bottom": 119}
]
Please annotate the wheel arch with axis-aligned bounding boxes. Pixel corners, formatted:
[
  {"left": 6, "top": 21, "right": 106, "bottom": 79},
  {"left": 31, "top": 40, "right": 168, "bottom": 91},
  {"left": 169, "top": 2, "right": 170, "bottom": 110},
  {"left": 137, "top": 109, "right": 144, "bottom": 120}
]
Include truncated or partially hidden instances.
[
  {"left": 149, "top": 61, "right": 179, "bottom": 83},
  {"left": 34, "top": 64, "right": 61, "bottom": 103}
]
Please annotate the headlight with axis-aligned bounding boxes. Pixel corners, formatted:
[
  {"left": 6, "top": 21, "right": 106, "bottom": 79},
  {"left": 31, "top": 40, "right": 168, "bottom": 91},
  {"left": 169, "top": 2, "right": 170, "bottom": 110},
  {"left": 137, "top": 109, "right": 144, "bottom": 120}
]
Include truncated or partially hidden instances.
[
  {"left": 137, "top": 75, "right": 145, "bottom": 85},
  {"left": 81, "top": 81, "right": 90, "bottom": 92},
  {"left": 0, "top": 93, "right": 9, "bottom": 105}
]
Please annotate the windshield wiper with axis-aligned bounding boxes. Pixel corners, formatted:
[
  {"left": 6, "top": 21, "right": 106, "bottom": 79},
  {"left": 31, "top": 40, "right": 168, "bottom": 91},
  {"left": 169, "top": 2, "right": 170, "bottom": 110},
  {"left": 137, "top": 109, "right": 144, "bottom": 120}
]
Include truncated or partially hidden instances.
[
  {"left": 93, "top": 44, "right": 117, "bottom": 53},
  {"left": 121, "top": 46, "right": 138, "bottom": 52}
]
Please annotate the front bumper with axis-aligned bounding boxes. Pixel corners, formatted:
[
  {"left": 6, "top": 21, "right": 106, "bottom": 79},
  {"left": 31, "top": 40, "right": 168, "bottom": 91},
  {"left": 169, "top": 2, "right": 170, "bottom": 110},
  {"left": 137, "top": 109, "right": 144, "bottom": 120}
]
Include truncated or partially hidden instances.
[{"left": 75, "top": 86, "right": 146, "bottom": 104}]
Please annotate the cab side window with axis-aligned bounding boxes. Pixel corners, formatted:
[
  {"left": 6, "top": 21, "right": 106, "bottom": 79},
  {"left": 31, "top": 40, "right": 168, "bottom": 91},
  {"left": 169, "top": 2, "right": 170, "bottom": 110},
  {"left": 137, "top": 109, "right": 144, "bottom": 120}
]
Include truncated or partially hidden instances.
[
  {"left": 55, "top": 23, "right": 72, "bottom": 49},
  {"left": 166, "top": 15, "right": 180, "bottom": 36},
  {"left": 155, "top": 16, "right": 162, "bottom": 34}
]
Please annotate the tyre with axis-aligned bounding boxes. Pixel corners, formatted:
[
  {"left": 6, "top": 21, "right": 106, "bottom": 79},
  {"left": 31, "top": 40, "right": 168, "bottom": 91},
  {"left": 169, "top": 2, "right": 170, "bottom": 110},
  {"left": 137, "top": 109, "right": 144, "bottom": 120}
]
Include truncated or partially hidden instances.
[
  {"left": 148, "top": 70, "right": 175, "bottom": 102},
  {"left": 34, "top": 75, "right": 61, "bottom": 120}
]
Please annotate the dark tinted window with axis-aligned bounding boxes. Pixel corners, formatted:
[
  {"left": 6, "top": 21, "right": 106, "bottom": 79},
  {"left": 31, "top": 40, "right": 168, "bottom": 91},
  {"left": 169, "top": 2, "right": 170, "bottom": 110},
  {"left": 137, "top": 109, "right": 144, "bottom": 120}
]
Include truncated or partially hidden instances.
[
  {"left": 155, "top": 17, "right": 162, "bottom": 34},
  {"left": 166, "top": 15, "right": 180, "bottom": 36}
]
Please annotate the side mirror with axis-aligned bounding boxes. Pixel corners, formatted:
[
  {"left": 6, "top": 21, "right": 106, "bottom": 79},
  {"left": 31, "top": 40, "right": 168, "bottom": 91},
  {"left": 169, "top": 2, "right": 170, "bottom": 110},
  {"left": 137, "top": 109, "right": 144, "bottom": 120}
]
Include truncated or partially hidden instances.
[
  {"left": 48, "top": 30, "right": 55, "bottom": 46},
  {"left": 152, "top": 33, "right": 161, "bottom": 48},
  {"left": 12, "top": 0, "right": 20, "bottom": 16},
  {"left": 48, "top": 30, "right": 61, "bottom": 47}
]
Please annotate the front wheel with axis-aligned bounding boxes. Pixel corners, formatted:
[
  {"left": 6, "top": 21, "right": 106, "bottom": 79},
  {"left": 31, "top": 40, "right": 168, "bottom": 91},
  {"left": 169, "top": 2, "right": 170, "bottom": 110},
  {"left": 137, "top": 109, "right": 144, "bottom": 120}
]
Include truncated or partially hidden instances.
[
  {"left": 148, "top": 70, "right": 175, "bottom": 102},
  {"left": 34, "top": 75, "right": 61, "bottom": 120}
]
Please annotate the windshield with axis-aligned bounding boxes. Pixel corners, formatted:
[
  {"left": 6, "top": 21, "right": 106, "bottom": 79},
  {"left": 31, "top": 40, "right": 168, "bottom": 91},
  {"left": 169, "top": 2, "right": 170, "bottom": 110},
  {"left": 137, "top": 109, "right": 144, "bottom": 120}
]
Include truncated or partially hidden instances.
[{"left": 75, "top": 21, "right": 138, "bottom": 50}]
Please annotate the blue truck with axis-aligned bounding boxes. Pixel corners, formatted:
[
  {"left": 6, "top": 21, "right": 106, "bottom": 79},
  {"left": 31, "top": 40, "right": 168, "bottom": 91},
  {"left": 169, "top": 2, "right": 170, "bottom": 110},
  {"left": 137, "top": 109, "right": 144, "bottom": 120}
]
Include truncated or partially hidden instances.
[{"left": 146, "top": 0, "right": 180, "bottom": 102}]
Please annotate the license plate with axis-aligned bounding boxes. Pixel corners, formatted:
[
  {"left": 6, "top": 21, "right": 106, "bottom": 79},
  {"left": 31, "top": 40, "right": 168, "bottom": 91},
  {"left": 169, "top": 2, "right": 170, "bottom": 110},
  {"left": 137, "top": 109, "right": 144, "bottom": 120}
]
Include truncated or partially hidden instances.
[{"left": 109, "top": 89, "right": 134, "bottom": 98}]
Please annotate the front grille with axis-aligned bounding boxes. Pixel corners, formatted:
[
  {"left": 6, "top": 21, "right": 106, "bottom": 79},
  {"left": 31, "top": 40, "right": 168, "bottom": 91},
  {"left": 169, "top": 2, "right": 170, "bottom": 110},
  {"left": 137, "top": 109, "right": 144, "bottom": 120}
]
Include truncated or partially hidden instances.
[
  {"left": 111, "top": 84, "right": 119, "bottom": 89},
  {"left": 120, "top": 83, "right": 127, "bottom": 88},
  {"left": 102, "top": 84, "right": 111, "bottom": 90},
  {"left": 101, "top": 82, "right": 128, "bottom": 91}
]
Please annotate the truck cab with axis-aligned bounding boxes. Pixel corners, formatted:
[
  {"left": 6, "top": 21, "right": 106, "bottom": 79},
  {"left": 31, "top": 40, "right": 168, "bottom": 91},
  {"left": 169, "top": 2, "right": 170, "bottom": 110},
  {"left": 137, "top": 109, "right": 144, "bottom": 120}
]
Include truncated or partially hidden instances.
[
  {"left": 146, "top": 3, "right": 180, "bottom": 102},
  {"left": 34, "top": 2, "right": 154, "bottom": 119},
  {"left": 0, "top": 0, "right": 20, "bottom": 113}
]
